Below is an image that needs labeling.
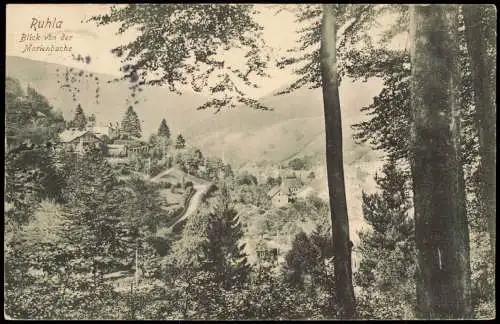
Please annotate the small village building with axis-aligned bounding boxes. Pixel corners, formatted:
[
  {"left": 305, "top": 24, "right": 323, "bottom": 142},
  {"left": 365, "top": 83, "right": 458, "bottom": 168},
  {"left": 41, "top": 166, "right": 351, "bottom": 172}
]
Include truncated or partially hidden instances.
[
  {"left": 58, "top": 129, "right": 104, "bottom": 154},
  {"left": 267, "top": 174, "right": 302, "bottom": 207},
  {"left": 268, "top": 186, "right": 288, "bottom": 207}
]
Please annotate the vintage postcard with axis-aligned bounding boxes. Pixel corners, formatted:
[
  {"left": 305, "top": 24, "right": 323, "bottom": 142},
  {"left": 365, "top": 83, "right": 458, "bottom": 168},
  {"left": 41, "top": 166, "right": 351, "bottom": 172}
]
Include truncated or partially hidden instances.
[{"left": 4, "top": 3, "right": 496, "bottom": 320}]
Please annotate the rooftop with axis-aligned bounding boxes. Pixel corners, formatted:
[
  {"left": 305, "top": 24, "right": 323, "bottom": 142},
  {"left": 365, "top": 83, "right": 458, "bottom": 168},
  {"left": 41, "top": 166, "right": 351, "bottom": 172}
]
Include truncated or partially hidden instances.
[
  {"left": 267, "top": 185, "right": 281, "bottom": 198},
  {"left": 58, "top": 129, "right": 88, "bottom": 143}
]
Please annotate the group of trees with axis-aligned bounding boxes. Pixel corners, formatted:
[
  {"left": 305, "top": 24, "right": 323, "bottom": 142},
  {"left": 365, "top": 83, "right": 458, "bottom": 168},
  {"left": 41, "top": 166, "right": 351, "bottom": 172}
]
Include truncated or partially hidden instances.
[
  {"left": 5, "top": 77, "right": 65, "bottom": 148},
  {"left": 4, "top": 83, "right": 173, "bottom": 319},
  {"left": 348, "top": 4, "right": 496, "bottom": 319},
  {"left": 124, "top": 185, "right": 340, "bottom": 320},
  {"left": 5, "top": 145, "right": 167, "bottom": 319},
  {"left": 90, "top": 3, "right": 495, "bottom": 319},
  {"left": 66, "top": 102, "right": 143, "bottom": 140}
]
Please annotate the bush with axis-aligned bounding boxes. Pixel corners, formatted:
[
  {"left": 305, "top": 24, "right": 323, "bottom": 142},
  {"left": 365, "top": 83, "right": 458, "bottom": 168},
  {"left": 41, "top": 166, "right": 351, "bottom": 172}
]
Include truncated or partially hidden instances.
[
  {"left": 204, "top": 184, "right": 218, "bottom": 200},
  {"left": 161, "top": 181, "right": 172, "bottom": 189},
  {"left": 266, "top": 176, "right": 282, "bottom": 187},
  {"left": 147, "top": 236, "right": 171, "bottom": 257},
  {"left": 150, "top": 164, "right": 166, "bottom": 177},
  {"left": 288, "top": 157, "right": 309, "bottom": 171},
  {"left": 237, "top": 172, "right": 258, "bottom": 186}
]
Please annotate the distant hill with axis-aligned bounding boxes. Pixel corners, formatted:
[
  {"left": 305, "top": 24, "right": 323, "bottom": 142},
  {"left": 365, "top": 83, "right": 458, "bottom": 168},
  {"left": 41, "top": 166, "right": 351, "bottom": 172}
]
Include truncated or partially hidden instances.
[
  {"left": 183, "top": 84, "right": 381, "bottom": 168},
  {"left": 6, "top": 55, "right": 214, "bottom": 141}
]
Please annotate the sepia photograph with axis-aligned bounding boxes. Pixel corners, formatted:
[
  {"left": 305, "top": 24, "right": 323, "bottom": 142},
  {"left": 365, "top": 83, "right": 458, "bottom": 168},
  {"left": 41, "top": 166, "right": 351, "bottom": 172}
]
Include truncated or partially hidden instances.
[{"left": 4, "top": 3, "right": 496, "bottom": 320}]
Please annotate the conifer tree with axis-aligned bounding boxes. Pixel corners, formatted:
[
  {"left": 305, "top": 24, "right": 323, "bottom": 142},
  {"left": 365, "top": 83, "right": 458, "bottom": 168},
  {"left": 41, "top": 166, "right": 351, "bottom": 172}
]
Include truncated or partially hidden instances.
[
  {"left": 175, "top": 134, "right": 186, "bottom": 149},
  {"left": 354, "top": 159, "right": 416, "bottom": 319},
  {"left": 158, "top": 118, "right": 171, "bottom": 138},
  {"left": 158, "top": 185, "right": 250, "bottom": 319},
  {"left": 284, "top": 226, "right": 334, "bottom": 288},
  {"left": 202, "top": 185, "right": 250, "bottom": 289},
  {"left": 70, "top": 104, "right": 87, "bottom": 130},
  {"left": 121, "top": 106, "right": 142, "bottom": 138},
  {"left": 61, "top": 148, "right": 132, "bottom": 275}
]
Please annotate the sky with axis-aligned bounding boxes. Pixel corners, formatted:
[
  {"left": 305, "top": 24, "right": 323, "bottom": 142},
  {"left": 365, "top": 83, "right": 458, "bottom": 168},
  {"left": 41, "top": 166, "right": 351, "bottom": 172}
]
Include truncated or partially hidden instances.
[{"left": 6, "top": 4, "right": 304, "bottom": 98}]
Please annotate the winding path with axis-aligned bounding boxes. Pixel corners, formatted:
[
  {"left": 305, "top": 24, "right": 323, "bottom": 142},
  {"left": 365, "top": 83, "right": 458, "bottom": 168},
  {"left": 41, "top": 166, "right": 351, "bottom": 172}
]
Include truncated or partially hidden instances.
[
  {"left": 105, "top": 167, "right": 212, "bottom": 290},
  {"left": 156, "top": 183, "right": 210, "bottom": 237},
  {"left": 149, "top": 167, "right": 212, "bottom": 236},
  {"left": 149, "top": 168, "right": 176, "bottom": 183}
]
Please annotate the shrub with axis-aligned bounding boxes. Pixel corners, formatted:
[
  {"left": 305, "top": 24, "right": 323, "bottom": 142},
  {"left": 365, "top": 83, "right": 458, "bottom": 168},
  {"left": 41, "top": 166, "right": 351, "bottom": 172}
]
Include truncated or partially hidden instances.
[
  {"left": 288, "top": 157, "right": 309, "bottom": 171},
  {"left": 161, "top": 181, "right": 172, "bottom": 189}
]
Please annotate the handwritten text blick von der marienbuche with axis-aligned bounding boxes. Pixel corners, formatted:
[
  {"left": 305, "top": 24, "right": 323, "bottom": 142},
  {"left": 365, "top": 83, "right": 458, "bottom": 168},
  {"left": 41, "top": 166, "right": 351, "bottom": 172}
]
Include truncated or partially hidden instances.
[{"left": 20, "top": 18, "right": 73, "bottom": 53}]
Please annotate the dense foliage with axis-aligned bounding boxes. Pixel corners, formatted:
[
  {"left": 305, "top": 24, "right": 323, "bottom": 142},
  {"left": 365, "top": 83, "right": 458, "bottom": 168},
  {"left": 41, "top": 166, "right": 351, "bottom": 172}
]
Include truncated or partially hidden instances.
[
  {"left": 4, "top": 3, "right": 495, "bottom": 320},
  {"left": 5, "top": 77, "right": 65, "bottom": 147},
  {"left": 354, "top": 159, "right": 416, "bottom": 319}
]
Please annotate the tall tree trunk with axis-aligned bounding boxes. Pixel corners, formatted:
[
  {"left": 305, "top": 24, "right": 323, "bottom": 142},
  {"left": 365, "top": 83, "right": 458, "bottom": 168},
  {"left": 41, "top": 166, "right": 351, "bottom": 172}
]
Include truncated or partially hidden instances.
[
  {"left": 462, "top": 4, "right": 497, "bottom": 258},
  {"left": 320, "top": 4, "right": 356, "bottom": 319},
  {"left": 409, "top": 4, "right": 472, "bottom": 319}
]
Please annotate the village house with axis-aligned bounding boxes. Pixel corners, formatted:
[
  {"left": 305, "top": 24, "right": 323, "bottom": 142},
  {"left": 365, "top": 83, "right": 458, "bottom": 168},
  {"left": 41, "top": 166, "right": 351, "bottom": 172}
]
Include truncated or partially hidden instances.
[
  {"left": 57, "top": 129, "right": 104, "bottom": 154},
  {"left": 267, "top": 174, "right": 302, "bottom": 207}
]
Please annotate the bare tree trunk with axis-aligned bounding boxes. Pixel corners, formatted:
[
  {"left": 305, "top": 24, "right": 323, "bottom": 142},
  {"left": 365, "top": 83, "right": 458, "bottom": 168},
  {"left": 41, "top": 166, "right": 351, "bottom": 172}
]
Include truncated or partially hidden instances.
[
  {"left": 409, "top": 4, "right": 472, "bottom": 319},
  {"left": 320, "top": 4, "right": 356, "bottom": 319},
  {"left": 462, "top": 4, "right": 497, "bottom": 258}
]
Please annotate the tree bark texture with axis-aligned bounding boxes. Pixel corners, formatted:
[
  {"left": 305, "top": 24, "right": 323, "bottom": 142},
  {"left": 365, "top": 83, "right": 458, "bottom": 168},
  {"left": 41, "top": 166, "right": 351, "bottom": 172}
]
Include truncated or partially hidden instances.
[
  {"left": 409, "top": 4, "right": 472, "bottom": 319},
  {"left": 462, "top": 4, "right": 497, "bottom": 258},
  {"left": 320, "top": 4, "right": 356, "bottom": 319}
]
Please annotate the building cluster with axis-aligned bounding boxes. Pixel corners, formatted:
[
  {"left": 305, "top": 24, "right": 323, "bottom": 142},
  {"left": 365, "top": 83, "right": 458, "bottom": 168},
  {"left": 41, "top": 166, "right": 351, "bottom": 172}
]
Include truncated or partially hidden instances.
[{"left": 57, "top": 124, "right": 147, "bottom": 157}]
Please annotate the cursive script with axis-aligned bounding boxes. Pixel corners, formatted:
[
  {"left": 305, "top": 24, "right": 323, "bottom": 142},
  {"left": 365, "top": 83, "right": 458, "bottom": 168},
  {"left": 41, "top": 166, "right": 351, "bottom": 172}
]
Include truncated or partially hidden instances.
[{"left": 30, "top": 17, "right": 63, "bottom": 31}]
